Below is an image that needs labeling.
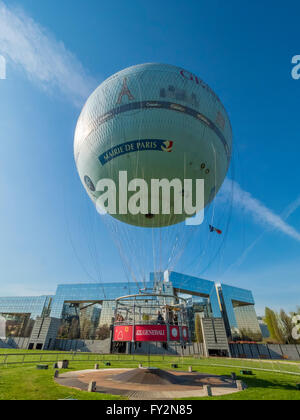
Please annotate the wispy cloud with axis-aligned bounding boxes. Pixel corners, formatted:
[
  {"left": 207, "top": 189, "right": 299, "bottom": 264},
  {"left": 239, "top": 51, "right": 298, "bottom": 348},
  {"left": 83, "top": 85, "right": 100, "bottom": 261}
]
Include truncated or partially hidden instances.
[
  {"left": 224, "top": 194, "right": 300, "bottom": 272},
  {"left": 282, "top": 196, "right": 300, "bottom": 220},
  {"left": 0, "top": 1, "right": 96, "bottom": 107},
  {"left": 0, "top": 3, "right": 299, "bottom": 242},
  {"left": 218, "top": 179, "right": 300, "bottom": 242}
]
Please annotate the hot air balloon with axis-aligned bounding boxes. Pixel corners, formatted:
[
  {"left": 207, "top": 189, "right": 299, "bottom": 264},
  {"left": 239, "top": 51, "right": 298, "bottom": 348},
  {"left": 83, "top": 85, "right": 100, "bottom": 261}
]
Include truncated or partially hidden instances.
[{"left": 74, "top": 63, "right": 232, "bottom": 228}]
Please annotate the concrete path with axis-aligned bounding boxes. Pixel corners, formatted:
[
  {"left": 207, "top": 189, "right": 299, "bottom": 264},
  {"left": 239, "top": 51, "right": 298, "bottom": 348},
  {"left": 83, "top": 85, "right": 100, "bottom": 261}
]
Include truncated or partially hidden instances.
[{"left": 55, "top": 369, "right": 244, "bottom": 400}]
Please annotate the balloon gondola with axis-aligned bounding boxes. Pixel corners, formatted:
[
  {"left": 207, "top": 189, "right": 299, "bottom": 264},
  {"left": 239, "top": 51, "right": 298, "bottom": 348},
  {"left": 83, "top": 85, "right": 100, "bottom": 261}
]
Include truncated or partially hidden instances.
[{"left": 112, "top": 291, "right": 189, "bottom": 347}]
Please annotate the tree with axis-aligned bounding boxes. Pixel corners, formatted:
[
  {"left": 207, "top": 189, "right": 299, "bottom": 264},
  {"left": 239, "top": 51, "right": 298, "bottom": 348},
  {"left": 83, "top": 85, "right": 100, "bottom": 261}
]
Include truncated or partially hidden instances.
[
  {"left": 280, "top": 310, "right": 298, "bottom": 344},
  {"left": 195, "top": 314, "right": 203, "bottom": 343},
  {"left": 231, "top": 328, "right": 260, "bottom": 343},
  {"left": 95, "top": 325, "right": 110, "bottom": 340},
  {"left": 80, "top": 319, "right": 92, "bottom": 340},
  {"left": 142, "top": 314, "right": 150, "bottom": 322},
  {"left": 264, "top": 308, "right": 276, "bottom": 340},
  {"left": 239, "top": 328, "right": 263, "bottom": 343},
  {"left": 264, "top": 307, "right": 285, "bottom": 344},
  {"left": 69, "top": 318, "right": 80, "bottom": 340},
  {"left": 263, "top": 306, "right": 300, "bottom": 345},
  {"left": 57, "top": 321, "right": 70, "bottom": 339},
  {"left": 23, "top": 319, "right": 35, "bottom": 338}
]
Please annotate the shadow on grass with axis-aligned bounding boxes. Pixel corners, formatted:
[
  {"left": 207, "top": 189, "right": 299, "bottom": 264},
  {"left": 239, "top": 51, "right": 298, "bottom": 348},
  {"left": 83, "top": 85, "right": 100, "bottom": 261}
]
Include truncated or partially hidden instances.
[{"left": 242, "top": 375, "right": 297, "bottom": 391}]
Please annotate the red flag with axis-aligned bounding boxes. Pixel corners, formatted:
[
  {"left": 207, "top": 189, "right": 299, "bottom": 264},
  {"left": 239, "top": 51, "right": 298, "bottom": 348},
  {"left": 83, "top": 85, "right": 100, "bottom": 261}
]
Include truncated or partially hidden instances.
[{"left": 209, "top": 225, "right": 222, "bottom": 235}]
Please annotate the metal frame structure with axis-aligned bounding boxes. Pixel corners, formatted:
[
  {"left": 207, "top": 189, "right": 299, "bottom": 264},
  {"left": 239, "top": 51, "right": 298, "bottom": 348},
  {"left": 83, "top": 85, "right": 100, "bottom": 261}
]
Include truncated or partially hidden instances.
[{"left": 113, "top": 292, "right": 190, "bottom": 344}]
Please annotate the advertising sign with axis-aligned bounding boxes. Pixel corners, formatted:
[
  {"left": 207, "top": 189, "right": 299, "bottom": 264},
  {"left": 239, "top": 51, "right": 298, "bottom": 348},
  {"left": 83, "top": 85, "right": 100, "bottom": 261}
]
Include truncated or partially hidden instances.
[
  {"left": 114, "top": 324, "right": 188, "bottom": 342},
  {"left": 135, "top": 325, "right": 167, "bottom": 342},
  {"left": 169, "top": 325, "right": 180, "bottom": 341},
  {"left": 182, "top": 326, "right": 189, "bottom": 341},
  {"left": 113, "top": 325, "right": 133, "bottom": 342}
]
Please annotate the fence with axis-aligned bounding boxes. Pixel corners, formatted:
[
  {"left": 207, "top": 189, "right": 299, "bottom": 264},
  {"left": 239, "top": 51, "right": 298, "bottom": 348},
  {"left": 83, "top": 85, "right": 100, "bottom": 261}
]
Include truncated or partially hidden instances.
[
  {"left": 1, "top": 352, "right": 300, "bottom": 377},
  {"left": 230, "top": 343, "right": 300, "bottom": 361},
  {"left": 2, "top": 337, "right": 300, "bottom": 362}
]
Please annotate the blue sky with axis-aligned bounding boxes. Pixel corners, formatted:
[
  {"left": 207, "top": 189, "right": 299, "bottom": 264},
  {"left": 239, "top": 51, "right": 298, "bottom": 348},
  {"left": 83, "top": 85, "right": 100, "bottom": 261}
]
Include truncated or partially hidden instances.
[{"left": 0, "top": 0, "right": 299, "bottom": 314}]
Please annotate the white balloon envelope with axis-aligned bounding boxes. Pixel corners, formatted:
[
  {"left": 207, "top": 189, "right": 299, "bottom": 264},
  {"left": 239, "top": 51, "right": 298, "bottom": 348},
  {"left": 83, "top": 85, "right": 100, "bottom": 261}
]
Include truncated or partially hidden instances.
[{"left": 74, "top": 63, "right": 232, "bottom": 228}]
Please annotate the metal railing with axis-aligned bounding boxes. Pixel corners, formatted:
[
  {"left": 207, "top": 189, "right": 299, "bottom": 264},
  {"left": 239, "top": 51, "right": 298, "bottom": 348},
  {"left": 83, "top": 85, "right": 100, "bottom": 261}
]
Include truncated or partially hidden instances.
[{"left": 1, "top": 352, "right": 300, "bottom": 377}]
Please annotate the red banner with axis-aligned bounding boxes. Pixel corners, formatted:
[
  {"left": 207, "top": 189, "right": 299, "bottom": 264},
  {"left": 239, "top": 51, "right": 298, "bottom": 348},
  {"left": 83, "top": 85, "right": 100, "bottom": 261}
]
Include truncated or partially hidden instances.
[
  {"left": 182, "top": 326, "right": 189, "bottom": 341},
  {"left": 113, "top": 325, "right": 133, "bottom": 342},
  {"left": 135, "top": 325, "right": 167, "bottom": 342},
  {"left": 169, "top": 326, "right": 180, "bottom": 341},
  {"left": 114, "top": 324, "right": 188, "bottom": 342}
]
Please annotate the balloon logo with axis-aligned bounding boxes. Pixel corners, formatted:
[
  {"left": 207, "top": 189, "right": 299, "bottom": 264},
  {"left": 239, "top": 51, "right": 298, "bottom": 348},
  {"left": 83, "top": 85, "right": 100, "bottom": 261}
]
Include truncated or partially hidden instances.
[{"left": 161, "top": 141, "right": 174, "bottom": 153}]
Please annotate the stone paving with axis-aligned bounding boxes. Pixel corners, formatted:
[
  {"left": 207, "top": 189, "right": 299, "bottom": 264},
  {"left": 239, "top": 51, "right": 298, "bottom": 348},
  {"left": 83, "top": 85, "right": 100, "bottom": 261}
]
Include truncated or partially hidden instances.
[{"left": 55, "top": 368, "right": 244, "bottom": 400}]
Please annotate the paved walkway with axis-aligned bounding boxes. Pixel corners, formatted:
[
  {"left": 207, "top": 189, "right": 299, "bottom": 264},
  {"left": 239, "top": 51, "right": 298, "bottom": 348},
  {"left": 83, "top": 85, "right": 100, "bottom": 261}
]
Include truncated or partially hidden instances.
[{"left": 55, "top": 369, "right": 243, "bottom": 400}]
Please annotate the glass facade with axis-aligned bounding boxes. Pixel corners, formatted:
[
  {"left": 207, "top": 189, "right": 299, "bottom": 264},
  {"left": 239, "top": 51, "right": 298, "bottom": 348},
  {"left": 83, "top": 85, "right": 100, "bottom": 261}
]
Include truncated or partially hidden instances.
[
  {"left": 0, "top": 273, "right": 260, "bottom": 340},
  {"left": 50, "top": 282, "right": 154, "bottom": 319},
  {"left": 0, "top": 296, "right": 52, "bottom": 319},
  {"left": 99, "top": 301, "right": 115, "bottom": 327},
  {"left": 217, "top": 284, "right": 261, "bottom": 338},
  {"left": 234, "top": 305, "right": 261, "bottom": 334},
  {"left": 155, "top": 271, "right": 222, "bottom": 318},
  {"left": 0, "top": 296, "right": 52, "bottom": 337},
  {"left": 57, "top": 301, "right": 102, "bottom": 340}
]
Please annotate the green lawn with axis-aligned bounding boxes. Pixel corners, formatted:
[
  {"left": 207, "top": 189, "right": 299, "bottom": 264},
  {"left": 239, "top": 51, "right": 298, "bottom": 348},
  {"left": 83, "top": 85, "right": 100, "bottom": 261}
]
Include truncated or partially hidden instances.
[
  {"left": 1, "top": 351, "right": 300, "bottom": 400},
  {"left": 0, "top": 364, "right": 125, "bottom": 400}
]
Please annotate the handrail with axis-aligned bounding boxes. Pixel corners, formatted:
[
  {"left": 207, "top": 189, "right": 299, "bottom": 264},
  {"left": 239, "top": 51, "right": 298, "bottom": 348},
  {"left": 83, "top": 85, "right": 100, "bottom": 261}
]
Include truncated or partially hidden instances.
[
  {"left": 115, "top": 293, "right": 187, "bottom": 303},
  {"left": 1, "top": 351, "right": 300, "bottom": 378}
]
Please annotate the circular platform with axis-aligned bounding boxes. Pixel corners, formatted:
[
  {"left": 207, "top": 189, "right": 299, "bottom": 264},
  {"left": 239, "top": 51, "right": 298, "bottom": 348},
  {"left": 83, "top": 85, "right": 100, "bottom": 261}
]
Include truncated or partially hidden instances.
[{"left": 55, "top": 368, "right": 244, "bottom": 400}]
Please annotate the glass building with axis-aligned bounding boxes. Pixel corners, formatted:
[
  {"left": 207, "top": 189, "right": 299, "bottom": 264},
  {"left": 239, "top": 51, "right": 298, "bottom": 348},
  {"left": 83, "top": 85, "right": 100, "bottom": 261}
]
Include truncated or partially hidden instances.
[
  {"left": 0, "top": 296, "right": 52, "bottom": 338},
  {"left": 217, "top": 284, "right": 261, "bottom": 339},
  {"left": 154, "top": 271, "right": 222, "bottom": 318},
  {"left": 0, "top": 272, "right": 260, "bottom": 340}
]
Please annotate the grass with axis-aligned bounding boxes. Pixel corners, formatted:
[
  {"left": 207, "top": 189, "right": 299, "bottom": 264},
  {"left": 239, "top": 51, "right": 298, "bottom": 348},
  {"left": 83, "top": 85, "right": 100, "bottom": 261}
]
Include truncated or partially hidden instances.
[
  {"left": 1, "top": 351, "right": 300, "bottom": 400},
  {"left": 0, "top": 364, "right": 125, "bottom": 400}
]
